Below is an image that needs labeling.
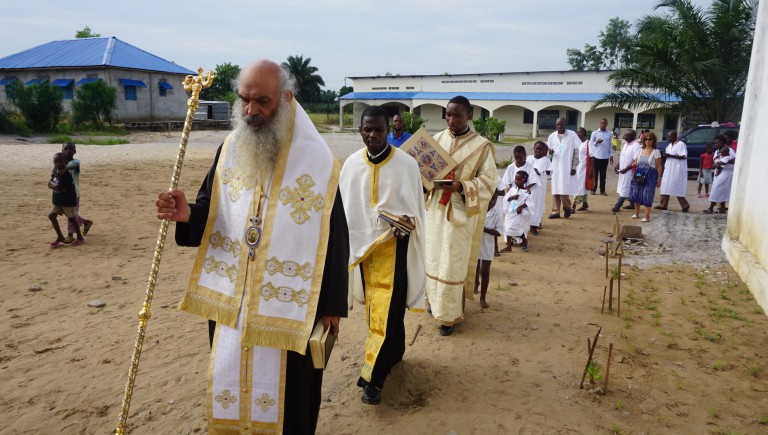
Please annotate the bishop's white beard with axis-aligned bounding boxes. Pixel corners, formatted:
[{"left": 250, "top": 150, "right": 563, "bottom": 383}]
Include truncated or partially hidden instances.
[{"left": 230, "top": 100, "right": 291, "bottom": 178}]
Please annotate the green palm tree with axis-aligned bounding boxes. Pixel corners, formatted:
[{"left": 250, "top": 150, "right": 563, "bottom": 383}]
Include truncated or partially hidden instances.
[
  {"left": 594, "top": 0, "right": 757, "bottom": 123},
  {"left": 282, "top": 55, "right": 326, "bottom": 104}
]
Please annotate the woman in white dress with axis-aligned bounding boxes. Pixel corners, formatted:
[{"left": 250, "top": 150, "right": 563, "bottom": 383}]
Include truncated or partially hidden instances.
[
  {"left": 572, "top": 127, "right": 590, "bottom": 211},
  {"left": 705, "top": 135, "right": 736, "bottom": 214},
  {"left": 657, "top": 130, "right": 691, "bottom": 212}
]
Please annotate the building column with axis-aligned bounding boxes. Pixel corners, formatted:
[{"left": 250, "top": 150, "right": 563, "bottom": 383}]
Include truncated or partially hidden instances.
[
  {"left": 632, "top": 111, "right": 639, "bottom": 130},
  {"left": 579, "top": 110, "right": 585, "bottom": 129},
  {"left": 532, "top": 111, "right": 538, "bottom": 138},
  {"left": 339, "top": 103, "right": 344, "bottom": 130}
]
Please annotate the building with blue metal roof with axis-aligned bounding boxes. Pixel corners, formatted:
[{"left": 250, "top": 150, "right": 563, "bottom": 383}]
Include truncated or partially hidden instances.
[
  {"left": 0, "top": 37, "right": 197, "bottom": 122},
  {"left": 340, "top": 70, "right": 681, "bottom": 138}
]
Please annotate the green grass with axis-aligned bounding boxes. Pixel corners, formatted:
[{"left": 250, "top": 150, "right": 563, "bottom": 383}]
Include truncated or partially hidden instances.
[
  {"left": 501, "top": 136, "right": 532, "bottom": 144},
  {"left": 307, "top": 112, "right": 353, "bottom": 129},
  {"left": 47, "top": 134, "right": 129, "bottom": 145}
]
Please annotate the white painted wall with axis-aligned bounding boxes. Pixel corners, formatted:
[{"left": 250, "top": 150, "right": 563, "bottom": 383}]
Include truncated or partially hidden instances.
[{"left": 722, "top": 0, "right": 768, "bottom": 315}]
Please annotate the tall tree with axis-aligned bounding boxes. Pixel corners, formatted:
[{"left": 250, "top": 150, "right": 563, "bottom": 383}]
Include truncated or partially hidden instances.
[
  {"left": 75, "top": 26, "right": 100, "bottom": 38},
  {"left": 7, "top": 81, "right": 63, "bottom": 132},
  {"left": 338, "top": 85, "right": 353, "bottom": 97},
  {"left": 567, "top": 17, "right": 634, "bottom": 71},
  {"left": 200, "top": 62, "right": 241, "bottom": 103},
  {"left": 282, "top": 55, "right": 325, "bottom": 104},
  {"left": 594, "top": 0, "right": 757, "bottom": 123}
]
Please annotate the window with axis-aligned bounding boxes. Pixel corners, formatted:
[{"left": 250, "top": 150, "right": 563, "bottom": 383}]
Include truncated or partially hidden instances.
[
  {"left": 614, "top": 113, "right": 633, "bottom": 129},
  {"left": 159, "top": 86, "right": 167, "bottom": 97},
  {"left": 2, "top": 77, "right": 18, "bottom": 99},
  {"left": 523, "top": 109, "right": 534, "bottom": 124},
  {"left": 62, "top": 84, "right": 74, "bottom": 99},
  {"left": 684, "top": 128, "right": 717, "bottom": 144},
  {"left": 663, "top": 114, "right": 677, "bottom": 130},
  {"left": 480, "top": 108, "right": 489, "bottom": 120},
  {"left": 636, "top": 114, "right": 656, "bottom": 129},
  {"left": 124, "top": 85, "right": 137, "bottom": 101},
  {"left": 537, "top": 110, "right": 559, "bottom": 129}
]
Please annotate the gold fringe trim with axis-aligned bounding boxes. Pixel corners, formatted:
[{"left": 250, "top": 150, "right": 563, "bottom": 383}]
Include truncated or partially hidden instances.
[{"left": 179, "top": 289, "right": 238, "bottom": 327}]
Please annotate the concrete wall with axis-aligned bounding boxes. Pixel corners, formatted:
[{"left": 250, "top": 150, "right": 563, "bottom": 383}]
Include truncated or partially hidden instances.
[
  {"left": 722, "top": 1, "right": 768, "bottom": 315},
  {"left": 0, "top": 67, "right": 189, "bottom": 122}
]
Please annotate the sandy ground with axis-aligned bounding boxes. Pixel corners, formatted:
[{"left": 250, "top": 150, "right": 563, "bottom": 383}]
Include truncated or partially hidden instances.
[{"left": 1, "top": 131, "right": 767, "bottom": 434}]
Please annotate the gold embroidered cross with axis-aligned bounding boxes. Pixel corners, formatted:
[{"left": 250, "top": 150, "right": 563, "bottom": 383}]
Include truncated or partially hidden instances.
[
  {"left": 466, "top": 187, "right": 477, "bottom": 201},
  {"left": 254, "top": 393, "right": 276, "bottom": 412},
  {"left": 215, "top": 390, "right": 238, "bottom": 409},
  {"left": 221, "top": 167, "right": 255, "bottom": 202},
  {"left": 279, "top": 174, "right": 324, "bottom": 224}
]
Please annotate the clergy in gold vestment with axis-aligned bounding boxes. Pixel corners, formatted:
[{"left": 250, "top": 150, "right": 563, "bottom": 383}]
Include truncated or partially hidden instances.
[
  {"left": 340, "top": 106, "right": 426, "bottom": 405},
  {"left": 156, "top": 61, "right": 348, "bottom": 434},
  {"left": 425, "top": 96, "right": 499, "bottom": 336}
]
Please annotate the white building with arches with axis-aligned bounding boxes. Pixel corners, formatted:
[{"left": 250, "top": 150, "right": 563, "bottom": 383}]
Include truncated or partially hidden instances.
[{"left": 340, "top": 70, "right": 680, "bottom": 138}]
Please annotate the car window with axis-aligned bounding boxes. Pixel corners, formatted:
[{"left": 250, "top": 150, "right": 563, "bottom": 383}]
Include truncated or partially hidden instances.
[{"left": 683, "top": 128, "right": 717, "bottom": 144}]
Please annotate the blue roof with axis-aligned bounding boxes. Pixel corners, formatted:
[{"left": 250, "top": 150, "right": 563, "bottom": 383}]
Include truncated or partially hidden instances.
[
  {"left": 341, "top": 91, "right": 680, "bottom": 103},
  {"left": 0, "top": 37, "right": 195, "bottom": 75}
]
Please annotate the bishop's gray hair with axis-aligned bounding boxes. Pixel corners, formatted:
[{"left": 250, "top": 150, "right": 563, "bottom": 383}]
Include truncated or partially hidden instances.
[{"left": 231, "top": 65, "right": 296, "bottom": 97}]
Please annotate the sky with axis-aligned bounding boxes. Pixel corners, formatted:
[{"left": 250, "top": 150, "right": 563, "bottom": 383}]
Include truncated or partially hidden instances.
[{"left": 0, "top": 0, "right": 715, "bottom": 91}]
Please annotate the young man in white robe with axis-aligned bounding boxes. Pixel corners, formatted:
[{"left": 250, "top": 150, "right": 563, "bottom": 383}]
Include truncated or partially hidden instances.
[
  {"left": 546, "top": 117, "right": 580, "bottom": 218},
  {"left": 612, "top": 129, "right": 642, "bottom": 213},
  {"left": 425, "top": 96, "right": 499, "bottom": 337},
  {"left": 339, "top": 106, "right": 426, "bottom": 405},
  {"left": 526, "top": 141, "right": 551, "bottom": 234},
  {"left": 155, "top": 60, "right": 349, "bottom": 434},
  {"left": 657, "top": 130, "right": 691, "bottom": 212}
]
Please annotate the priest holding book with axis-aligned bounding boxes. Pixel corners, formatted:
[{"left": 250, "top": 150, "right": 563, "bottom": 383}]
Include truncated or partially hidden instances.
[
  {"left": 425, "top": 96, "right": 499, "bottom": 337},
  {"left": 339, "top": 105, "right": 426, "bottom": 406}
]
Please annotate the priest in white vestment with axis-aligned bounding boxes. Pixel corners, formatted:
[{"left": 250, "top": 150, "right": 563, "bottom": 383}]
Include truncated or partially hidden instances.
[
  {"left": 612, "top": 129, "right": 641, "bottom": 213},
  {"left": 425, "top": 96, "right": 499, "bottom": 337},
  {"left": 339, "top": 106, "right": 425, "bottom": 405},
  {"left": 657, "top": 130, "right": 691, "bottom": 212},
  {"left": 156, "top": 61, "right": 349, "bottom": 434},
  {"left": 546, "top": 117, "right": 580, "bottom": 218}
]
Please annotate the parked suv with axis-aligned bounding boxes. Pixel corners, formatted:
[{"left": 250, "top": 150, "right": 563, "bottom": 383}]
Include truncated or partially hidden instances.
[{"left": 659, "top": 124, "right": 739, "bottom": 176}]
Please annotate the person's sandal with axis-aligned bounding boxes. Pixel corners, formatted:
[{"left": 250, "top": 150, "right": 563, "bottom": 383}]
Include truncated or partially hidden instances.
[
  {"left": 82, "top": 221, "right": 93, "bottom": 236},
  {"left": 62, "top": 235, "right": 74, "bottom": 244},
  {"left": 548, "top": 213, "right": 560, "bottom": 219}
]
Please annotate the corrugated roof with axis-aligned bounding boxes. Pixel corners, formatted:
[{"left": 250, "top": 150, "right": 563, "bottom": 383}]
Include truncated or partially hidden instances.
[
  {"left": 340, "top": 91, "right": 680, "bottom": 103},
  {"left": 0, "top": 37, "right": 195, "bottom": 75}
]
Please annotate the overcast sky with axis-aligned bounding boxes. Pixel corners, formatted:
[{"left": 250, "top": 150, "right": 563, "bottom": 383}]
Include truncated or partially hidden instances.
[{"left": 1, "top": 0, "right": 714, "bottom": 90}]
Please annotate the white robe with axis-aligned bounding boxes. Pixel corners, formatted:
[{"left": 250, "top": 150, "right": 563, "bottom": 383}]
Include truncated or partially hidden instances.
[
  {"left": 547, "top": 130, "right": 580, "bottom": 195},
  {"left": 479, "top": 207, "right": 503, "bottom": 261},
  {"left": 527, "top": 155, "right": 551, "bottom": 227},
  {"left": 660, "top": 140, "right": 689, "bottom": 197},
  {"left": 709, "top": 150, "right": 736, "bottom": 203},
  {"left": 504, "top": 186, "right": 533, "bottom": 239},
  {"left": 340, "top": 147, "right": 427, "bottom": 309},
  {"left": 574, "top": 140, "right": 589, "bottom": 196},
  {"left": 617, "top": 140, "right": 641, "bottom": 197}
]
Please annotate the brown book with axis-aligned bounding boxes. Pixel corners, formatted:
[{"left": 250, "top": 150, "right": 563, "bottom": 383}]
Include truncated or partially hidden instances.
[
  {"left": 309, "top": 320, "right": 336, "bottom": 369},
  {"left": 379, "top": 210, "right": 415, "bottom": 233}
]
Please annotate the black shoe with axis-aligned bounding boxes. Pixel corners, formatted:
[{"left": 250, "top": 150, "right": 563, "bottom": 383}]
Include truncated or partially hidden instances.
[
  {"left": 611, "top": 207, "right": 620, "bottom": 213},
  {"left": 591, "top": 190, "right": 596, "bottom": 195},
  {"left": 361, "top": 384, "right": 381, "bottom": 405},
  {"left": 564, "top": 208, "right": 572, "bottom": 218},
  {"left": 600, "top": 192, "right": 608, "bottom": 196},
  {"left": 439, "top": 325, "right": 455, "bottom": 336},
  {"left": 622, "top": 205, "right": 634, "bottom": 210},
  {"left": 357, "top": 378, "right": 369, "bottom": 388}
]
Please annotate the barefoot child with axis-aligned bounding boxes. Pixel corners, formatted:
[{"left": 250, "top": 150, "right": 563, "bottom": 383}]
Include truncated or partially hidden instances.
[
  {"left": 475, "top": 193, "right": 503, "bottom": 308},
  {"left": 62, "top": 142, "right": 93, "bottom": 243},
  {"left": 502, "top": 171, "right": 533, "bottom": 252},
  {"left": 48, "top": 153, "right": 84, "bottom": 247},
  {"left": 526, "top": 141, "right": 550, "bottom": 235}
]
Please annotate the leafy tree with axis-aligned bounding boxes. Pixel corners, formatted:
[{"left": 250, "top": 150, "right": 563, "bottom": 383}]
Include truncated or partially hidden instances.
[
  {"left": 472, "top": 117, "right": 506, "bottom": 142},
  {"left": 402, "top": 112, "right": 425, "bottom": 134},
  {"left": 7, "top": 80, "right": 63, "bottom": 132},
  {"left": 75, "top": 26, "right": 100, "bottom": 38},
  {"left": 282, "top": 55, "right": 325, "bottom": 104},
  {"left": 566, "top": 44, "right": 604, "bottom": 71},
  {"left": 71, "top": 80, "right": 116, "bottom": 128},
  {"left": 567, "top": 18, "right": 634, "bottom": 71},
  {"left": 200, "top": 62, "right": 240, "bottom": 103},
  {"left": 318, "top": 89, "right": 338, "bottom": 104},
  {"left": 338, "top": 85, "right": 353, "bottom": 97},
  {"left": 594, "top": 0, "right": 757, "bottom": 123}
]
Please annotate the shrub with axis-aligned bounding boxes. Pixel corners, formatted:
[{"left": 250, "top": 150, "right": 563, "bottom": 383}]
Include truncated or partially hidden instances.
[
  {"left": 402, "top": 112, "right": 425, "bottom": 133},
  {"left": 71, "top": 81, "right": 116, "bottom": 129},
  {"left": 472, "top": 117, "right": 506, "bottom": 142},
  {"left": 7, "top": 81, "right": 63, "bottom": 132}
]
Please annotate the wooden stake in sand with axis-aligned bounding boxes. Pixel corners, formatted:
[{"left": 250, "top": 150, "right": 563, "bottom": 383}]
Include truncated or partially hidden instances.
[
  {"left": 408, "top": 324, "right": 422, "bottom": 346},
  {"left": 115, "top": 68, "right": 214, "bottom": 435},
  {"left": 617, "top": 254, "right": 622, "bottom": 317},
  {"left": 608, "top": 277, "right": 614, "bottom": 314},
  {"left": 601, "top": 285, "right": 607, "bottom": 314},
  {"left": 603, "top": 343, "right": 614, "bottom": 394},
  {"left": 579, "top": 327, "right": 602, "bottom": 389}
]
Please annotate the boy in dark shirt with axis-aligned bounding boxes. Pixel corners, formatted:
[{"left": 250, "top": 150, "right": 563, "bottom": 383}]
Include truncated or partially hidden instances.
[{"left": 48, "top": 152, "right": 84, "bottom": 247}]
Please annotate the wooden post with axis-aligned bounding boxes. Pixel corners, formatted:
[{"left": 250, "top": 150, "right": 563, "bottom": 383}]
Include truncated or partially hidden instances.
[
  {"left": 579, "top": 327, "right": 602, "bottom": 389},
  {"left": 617, "top": 254, "right": 622, "bottom": 317},
  {"left": 605, "top": 242, "right": 610, "bottom": 277},
  {"left": 601, "top": 285, "right": 607, "bottom": 314},
  {"left": 608, "top": 277, "right": 614, "bottom": 313},
  {"left": 604, "top": 343, "right": 614, "bottom": 394}
]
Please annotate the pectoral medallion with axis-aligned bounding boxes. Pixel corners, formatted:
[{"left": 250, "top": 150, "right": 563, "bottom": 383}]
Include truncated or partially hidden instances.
[{"left": 245, "top": 216, "right": 262, "bottom": 260}]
